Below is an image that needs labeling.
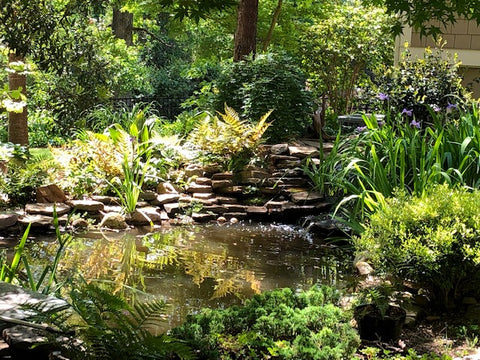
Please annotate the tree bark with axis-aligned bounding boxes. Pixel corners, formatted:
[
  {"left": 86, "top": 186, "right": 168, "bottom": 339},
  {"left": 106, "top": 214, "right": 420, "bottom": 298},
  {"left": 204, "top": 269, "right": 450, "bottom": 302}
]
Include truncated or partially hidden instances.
[
  {"left": 8, "top": 53, "right": 28, "bottom": 146},
  {"left": 262, "top": 0, "right": 283, "bottom": 52},
  {"left": 233, "top": 0, "right": 259, "bottom": 61},
  {"left": 112, "top": 8, "right": 134, "bottom": 46}
]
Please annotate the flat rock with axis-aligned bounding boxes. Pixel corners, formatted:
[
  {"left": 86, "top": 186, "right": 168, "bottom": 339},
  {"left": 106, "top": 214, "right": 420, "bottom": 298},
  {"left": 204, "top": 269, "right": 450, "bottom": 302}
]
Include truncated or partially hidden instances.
[
  {"left": 270, "top": 143, "right": 289, "bottom": 155},
  {"left": 195, "top": 177, "right": 212, "bottom": 186},
  {"left": 36, "top": 184, "right": 67, "bottom": 203},
  {"left": 192, "top": 193, "right": 216, "bottom": 200},
  {"left": 224, "top": 204, "right": 246, "bottom": 212},
  {"left": 290, "top": 191, "right": 324, "bottom": 204},
  {"left": 66, "top": 200, "right": 104, "bottom": 213},
  {"left": 140, "top": 190, "right": 157, "bottom": 201},
  {"left": 192, "top": 213, "right": 216, "bottom": 223},
  {"left": 90, "top": 195, "right": 120, "bottom": 205},
  {"left": 151, "top": 193, "right": 180, "bottom": 206},
  {"left": 216, "top": 196, "right": 238, "bottom": 204},
  {"left": 211, "top": 172, "right": 233, "bottom": 180},
  {"left": 100, "top": 212, "right": 128, "bottom": 230},
  {"left": 203, "top": 205, "right": 228, "bottom": 214},
  {"left": 288, "top": 145, "right": 319, "bottom": 158},
  {"left": 0, "top": 214, "right": 18, "bottom": 230},
  {"left": 223, "top": 212, "right": 247, "bottom": 220},
  {"left": 212, "top": 179, "right": 233, "bottom": 189},
  {"left": 214, "top": 186, "right": 243, "bottom": 195},
  {"left": 163, "top": 203, "right": 180, "bottom": 218},
  {"left": 25, "top": 203, "right": 71, "bottom": 216},
  {"left": 0, "top": 281, "right": 68, "bottom": 321},
  {"left": 186, "top": 183, "right": 212, "bottom": 193},
  {"left": 18, "top": 215, "right": 53, "bottom": 229}
]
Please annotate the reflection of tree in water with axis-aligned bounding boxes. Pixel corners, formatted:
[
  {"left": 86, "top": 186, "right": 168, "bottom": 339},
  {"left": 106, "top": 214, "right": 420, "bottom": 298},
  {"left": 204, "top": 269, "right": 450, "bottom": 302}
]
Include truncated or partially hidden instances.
[{"left": 141, "top": 230, "right": 262, "bottom": 300}]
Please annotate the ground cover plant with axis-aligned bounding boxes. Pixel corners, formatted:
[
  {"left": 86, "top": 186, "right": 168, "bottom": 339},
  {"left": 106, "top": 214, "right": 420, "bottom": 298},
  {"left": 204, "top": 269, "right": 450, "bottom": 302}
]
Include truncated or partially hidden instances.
[{"left": 171, "top": 286, "right": 360, "bottom": 360}]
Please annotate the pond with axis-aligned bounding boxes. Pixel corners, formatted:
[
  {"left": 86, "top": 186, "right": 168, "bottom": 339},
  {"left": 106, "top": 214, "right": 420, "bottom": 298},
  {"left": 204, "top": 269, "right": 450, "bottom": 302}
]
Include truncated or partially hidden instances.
[{"left": 23, "top": 222, "right": 353, "bottom": 331}]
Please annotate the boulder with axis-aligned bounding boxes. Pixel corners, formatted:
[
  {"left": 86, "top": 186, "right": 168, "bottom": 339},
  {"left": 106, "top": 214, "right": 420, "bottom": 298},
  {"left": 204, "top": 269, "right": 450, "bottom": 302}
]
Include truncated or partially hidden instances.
[
  {"left": 100, "top": 212, "right": 128, "bottom": 230},
  {"left": 163, "top": 203, "right": 181, "bottom": 218},
  {"left": 35, "top": 184, "right": 67, "bottom": 203},
  {"left": 128, "top": 207, "right": 162, "bottom": 225},
  {"left": 71, "top": 218, "right": 89, "bottom": 231},
  {"left": 184, "top": 164, "right": 203, "bottom": 178}
]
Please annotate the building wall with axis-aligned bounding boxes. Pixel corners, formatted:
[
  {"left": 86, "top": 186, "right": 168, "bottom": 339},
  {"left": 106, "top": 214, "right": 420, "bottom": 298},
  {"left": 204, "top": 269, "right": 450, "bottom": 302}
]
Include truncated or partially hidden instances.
[{"left": 395, "top": 19, "right": 480, "bottom": 99}]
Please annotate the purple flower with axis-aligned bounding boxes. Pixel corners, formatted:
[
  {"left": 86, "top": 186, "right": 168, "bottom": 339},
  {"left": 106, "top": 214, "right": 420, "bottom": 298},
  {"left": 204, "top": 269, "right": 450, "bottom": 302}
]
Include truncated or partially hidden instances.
[
  {"left": 377, "top": 93, "right": 389, "bottom": 101},
  {"left": 410, "top": 119, "right": 421, "bottom": 129},
  {"left": 377, "top": 121, "right": 385, "bottom": 127},
  {"left": 401, "top": 108, "right": 413, "bottom": 117},
  {"left": 431, "top": 104, "right": 441, "bottom": 112},
  {"left": 447, "top": 103, "right": 457, "bottom": 110},
  {"left": 355, "top": 126, "right": 367, "bottom": 132}
]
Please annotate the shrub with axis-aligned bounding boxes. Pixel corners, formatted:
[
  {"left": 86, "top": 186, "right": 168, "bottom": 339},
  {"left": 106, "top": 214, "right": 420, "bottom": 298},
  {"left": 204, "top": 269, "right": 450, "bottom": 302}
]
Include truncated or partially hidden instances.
[
  {"left": 213, "top": 53, "right": 313, "bottom": 143},
  {"left": 171, "top": 286, "right": 360, "bottom": 360},
  {"left": 299, "top": 3, "right": 394, "bottom": 117},
  {"left": 354, "top": 185, "right": 480, "bottom": 308},
  {"left": 375, "top": 44, "right": 468, "bottom": 123}
]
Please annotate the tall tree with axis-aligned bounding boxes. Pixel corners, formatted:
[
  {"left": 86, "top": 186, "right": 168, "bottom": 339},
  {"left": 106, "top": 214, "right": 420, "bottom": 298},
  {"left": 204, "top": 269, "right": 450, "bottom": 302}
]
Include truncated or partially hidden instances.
[
  {"left": 234, "top": 0, "right": 259, "bottom": 61},
  {"left": 0, "top": 0, "right": 105, "bottom": 145}
]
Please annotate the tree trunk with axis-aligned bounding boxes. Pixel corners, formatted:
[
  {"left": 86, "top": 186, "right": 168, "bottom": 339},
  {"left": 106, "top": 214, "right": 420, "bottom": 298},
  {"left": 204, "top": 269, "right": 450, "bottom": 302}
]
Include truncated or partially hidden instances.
[
  {"left": 112, "top": 8, "right": 134, "bottom": 46},
  {"left": 233, "top": 0, "right": 259, "bottom": 61},
  {"left": 262, "top": 0, "right": 283, "bottom": 52},
  {"left": 8, "top": 53, "right": 28, "bottom": 146}
]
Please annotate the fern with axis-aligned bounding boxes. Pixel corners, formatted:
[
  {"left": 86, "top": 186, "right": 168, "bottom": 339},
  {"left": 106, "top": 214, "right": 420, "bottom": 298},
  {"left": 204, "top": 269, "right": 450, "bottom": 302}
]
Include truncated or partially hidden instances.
[{"left": 188, "top": 105, "right": 271, "bottom": 171}]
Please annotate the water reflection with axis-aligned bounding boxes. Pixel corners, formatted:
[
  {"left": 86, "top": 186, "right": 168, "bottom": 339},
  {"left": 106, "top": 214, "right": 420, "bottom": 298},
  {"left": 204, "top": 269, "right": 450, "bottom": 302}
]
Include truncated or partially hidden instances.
[{"left": 26, "top": 223, "right": 352, "bottom": 329}]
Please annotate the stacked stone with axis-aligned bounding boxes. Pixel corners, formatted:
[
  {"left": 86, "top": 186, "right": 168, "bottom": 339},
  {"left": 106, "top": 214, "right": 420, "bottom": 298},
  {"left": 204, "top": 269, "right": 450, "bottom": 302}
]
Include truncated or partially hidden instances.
[{"left": 0, "top": 140, "right": 334, "bottom": 232}]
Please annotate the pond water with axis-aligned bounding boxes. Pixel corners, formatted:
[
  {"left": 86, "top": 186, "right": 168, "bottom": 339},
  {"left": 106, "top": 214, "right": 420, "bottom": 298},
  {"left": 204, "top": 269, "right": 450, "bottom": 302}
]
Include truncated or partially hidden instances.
[{"left": 23, "top": 222, "right": 353, "bottom": 330}]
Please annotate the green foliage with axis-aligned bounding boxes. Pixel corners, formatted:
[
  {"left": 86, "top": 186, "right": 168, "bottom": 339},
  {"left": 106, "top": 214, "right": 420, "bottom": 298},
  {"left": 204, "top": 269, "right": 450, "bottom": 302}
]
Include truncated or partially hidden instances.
[
  {"left": 171, "top": 286, "right": 360, "bottom": 359},
  {"left": 357, "top": 347, "right": 452, "bottom": 359},
  {"left": 354, "top": 185, "right": 480, "bottom": 308},
  {"left": 365, "top": 0, "right": 480, "bottom": 37},
  {"left": 0, "top": 146, "right": 49, "bottom": 207},
  {"left": 374, "top": 45, "right": 468, "bottom": 123},
  {"left": 305, "top": 104, "right": 480, "bottom": 227},
  {"left": 213, "top": 53, "right": 313, "bottom": 143},
  {"left": 29, "top": 24, "right": 149, "bottom": 137},
  {"left": 58, "top": 281, "right": 194, "bottom": 360},
  {"left": 188, "top": 105, "right": 271, "bottom": 172},
  {"left": 300, "top": 2, "right": 394, "bottom": 116}
]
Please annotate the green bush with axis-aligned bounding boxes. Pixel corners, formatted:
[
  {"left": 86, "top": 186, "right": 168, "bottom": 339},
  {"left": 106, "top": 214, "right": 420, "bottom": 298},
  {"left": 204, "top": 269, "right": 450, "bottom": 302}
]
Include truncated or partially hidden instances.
[
  {"left": 213, "top": 53, "right": 313, "bottom": 143},
  {"left": 354, "top": 185, "right": 480, "bottom": 308},
  {"left": 171, "top": 286, "right": 360, "bottom": 360},
  {"left": 375, "top": 44, "right": 468, "bottom": 122},
  {"left": 299, "top": 3, "right": 394, "bottom": 116}
]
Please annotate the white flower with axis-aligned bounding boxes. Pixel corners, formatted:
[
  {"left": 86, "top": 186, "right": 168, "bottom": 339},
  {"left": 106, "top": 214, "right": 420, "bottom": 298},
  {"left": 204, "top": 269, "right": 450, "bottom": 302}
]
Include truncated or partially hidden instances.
[{"left": 3, "top": 99, "right": 26, "bottom": 113}]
